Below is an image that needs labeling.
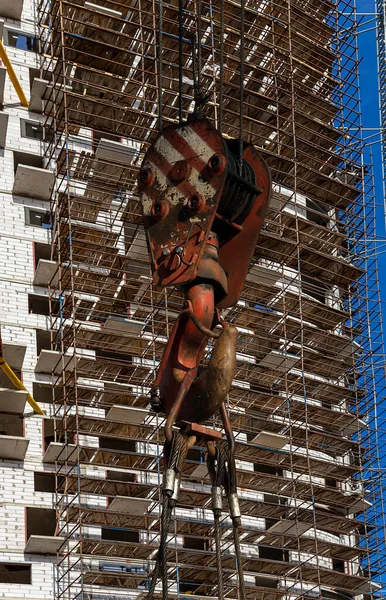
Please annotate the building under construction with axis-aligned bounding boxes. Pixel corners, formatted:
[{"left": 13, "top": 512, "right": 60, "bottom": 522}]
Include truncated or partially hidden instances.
[{"left": 0, "top": 0, "right": 385, "bottom": 599}]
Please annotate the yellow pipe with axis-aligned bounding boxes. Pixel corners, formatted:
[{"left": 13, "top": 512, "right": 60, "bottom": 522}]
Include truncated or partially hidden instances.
[
  {"left": 0, "top": 40, "right": 29, "bottom": 107},
  {"left": 0, "top": 359, "right": 45, "bottom": 415}
]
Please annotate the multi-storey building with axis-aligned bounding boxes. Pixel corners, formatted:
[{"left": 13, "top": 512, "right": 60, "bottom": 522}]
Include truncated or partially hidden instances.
[{"left": 0, "top": 0, "right": 385, "bottom": 599}]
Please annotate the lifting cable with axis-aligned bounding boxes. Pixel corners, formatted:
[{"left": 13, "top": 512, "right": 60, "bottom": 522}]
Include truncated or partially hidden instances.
[
  {"left": 144, "top": 2, "right": 255, "bottom": 597},
  {"left": 157, "top": 0, "right": 163, "bottom": 129},
  {"left": 219, "top": 0, "right": 225, "bottom": 132},
  {"left": 147, "top": 427, "right": 246, "bottom": 600}
]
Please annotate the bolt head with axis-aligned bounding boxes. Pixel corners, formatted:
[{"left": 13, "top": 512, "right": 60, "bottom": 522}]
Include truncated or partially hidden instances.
[
  {"left": 169, "top": 160, "right": 191, "bottom": 183},
  {"left": 187, "top": 194, "right": 205, "bottom": 213},
  {"left": 151, "top": 200, "right": 169, "bottom": 220},
  {"left": 138, "top": 167, "right": 154, "bottom": 188},
  {"left": 208, "top": 153, "right": 225, "bottom": 175}
]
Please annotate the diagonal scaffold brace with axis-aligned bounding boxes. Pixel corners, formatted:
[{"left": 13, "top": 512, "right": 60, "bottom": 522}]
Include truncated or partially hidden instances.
[{"left": 138, "top": 110, "right": 272, "bottom": 600}]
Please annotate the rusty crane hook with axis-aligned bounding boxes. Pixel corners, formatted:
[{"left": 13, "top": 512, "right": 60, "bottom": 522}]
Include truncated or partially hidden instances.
[{"left": 138, "top": 113, "right": 272, "bottom": 600}]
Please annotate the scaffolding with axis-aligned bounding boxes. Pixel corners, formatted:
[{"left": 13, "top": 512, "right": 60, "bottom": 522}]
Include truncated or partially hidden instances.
[{"left": 36, "top": 0, "right": 386, "bottom": 598}]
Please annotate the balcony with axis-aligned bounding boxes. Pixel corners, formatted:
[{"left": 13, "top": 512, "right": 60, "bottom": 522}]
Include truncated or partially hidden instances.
[
  {"left": 13, "top": 165, "right": 55, "bottom": 201},
  {"left": 250, "top": 431, "right": 289, "bottom": 450},
  {"left": 2, "top": 341, "right": 26, "bottom": 371},
  {"left": 107, "top": 496, "right": 152, "bottom": 515},
  {"left": 29, "top": 78, "right": 48, "bottom": 113},
  {"left": 191, "top": 463, "right": 209, "bottom": 479},
  {"left": 24, "top": 507, "right": 64, "bottom": 554},
  {"left": 0, "top": 0, "right": 24, "bottom": 20},
  {"left": 35, "top": 348, "right": 95, "bottom": 374},
  {"left": 95, "top": 138, "right": 136, "bottom": 165},
  {"left": 0, "top": 412, "right": 29, "bottom": 461},
  {"left": 24, "top": 535, "right": 64, "bottom": 554},
  {"left": 102, "top": 317, "right": 144, "bottom": 336},
  {"left": 106, "top": 405, "right": 149, "bottom": 425},
  {"left": 33, "top": 259, "right": 58, "bottom": 287},
  {"left": 35, "top": 350, "right": 74, "bottom": 374},
  {"left": 0, "top": 388, "right": 27, "bottom": 413},
  {"left": 0, "top": 434, "right": 29, "bottom": 460},
  {"left": 43, "top": 441, "right": 77, "bottom": 464}
]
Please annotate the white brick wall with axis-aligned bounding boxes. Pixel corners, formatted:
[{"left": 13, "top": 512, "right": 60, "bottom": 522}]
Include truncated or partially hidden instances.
[{"left": 0, "top": 1, "right": 57, "bottom": 598}]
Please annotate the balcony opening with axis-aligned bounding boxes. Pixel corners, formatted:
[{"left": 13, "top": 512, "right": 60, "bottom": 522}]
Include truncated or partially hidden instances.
[
  {"left": 43, "top": 419, "right": 65, "bottom": 451},
  {"left": 264, "top": 494, "right": 288, "bottom": 506},
  {"left": 29, "top": 68, "right": 40, "bottom": 91},
  {"left": 13, "top": 151, "right": 43, "bottom": 174},
  {"left": 28, "top": 294, "right": 49, "bottom": 316},
  {"left": 302, "top": 274, "right": 327, "bottom": 304},
  {"left": 0, "top": 414, "right": 23, "bottom": 437},
  {"left": 36, "top": 329, "right": 51, "bottom": 355},
  {"left": 179, "top": 582, "right": 200, "bottom": 594},
  {"left": 101, "top": 527, "right": 139, "bottom": 544},
  {"left": 32, "top": 383, "right": 53, "bottom": 404},
  {"left": 0, "top": 563, "right": 31, "bottom": 584},
  {"left": 183, "top": 536, "right": 209, "bottom": 551},
  {"left": 255, "top": 575, "right": 278, "bottom": 589},
  {"left": 106, "top": 470, "right": 136, "bottom": 482},
  {"left": 325, "top": 478, "right": 337, "bottom": 489},
  {"left": 187, "top": 447, "right": 202, "bottom": 462},
  {"left": 332, "top": 558, "right": 345, "bottom": 573},
  {"left": 33, "top": 242, "right": 51, "bottom": 269},
  {"left": 306, "top": 198, "right": 329, "bottom": 227},
  {"left": 254, "top": 463, "right": 283, "bottom": 476},
  {"left": 26, "top": 507, "right": 56, "bottom": 538},
  {"left": 99, "top": 437, "right": 136, "bottom": 452},
  {"left": 259, "top": 545, "right": 289, "bottom": 562}
]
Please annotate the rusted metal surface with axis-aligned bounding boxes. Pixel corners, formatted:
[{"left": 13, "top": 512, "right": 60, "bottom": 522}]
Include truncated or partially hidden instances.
[
  {"left": 217, "top": 143, "right": 272, "bottom": 309},
  {"left": 139, "top": 116, "right": 228, "bottom": 288}
]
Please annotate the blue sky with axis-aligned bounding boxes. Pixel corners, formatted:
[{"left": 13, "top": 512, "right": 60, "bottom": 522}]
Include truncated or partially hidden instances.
[{"left": 356, "top": 1, "right": 386, "bottom": 315}]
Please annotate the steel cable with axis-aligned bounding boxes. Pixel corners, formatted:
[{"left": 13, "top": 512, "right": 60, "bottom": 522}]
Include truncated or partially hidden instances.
[
  {"left": 239, "top": 0, "right": 245, "bottom": 172},
  {"left": 157, "top": 0, "right": 163, "bottom": 129},
  {"left": 148, "top": 432, "right": 189, "bottom": 600},
  {"left": 232, "top": 519, "right": 246, "bottom": 600},
  {"left": 214, "top": 514, "right": 224, "bottom": 600},
  {"left": 219, "top": 0, "right": 224, "bottom": 132}
]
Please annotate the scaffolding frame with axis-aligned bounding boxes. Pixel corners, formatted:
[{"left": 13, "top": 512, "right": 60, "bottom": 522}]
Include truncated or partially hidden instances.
[{"left": 36, "top": 0, "right": 386, "bottom": 598}]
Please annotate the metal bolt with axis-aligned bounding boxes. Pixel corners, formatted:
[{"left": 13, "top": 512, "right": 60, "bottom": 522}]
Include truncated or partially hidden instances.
[
  {"left": 187, "top": 194, "right": 204, "bottom": 213},
  {"left": 208, "top": 153, "right": 224, "bottom": 173},
  {"left": 138, "top": 168, "right": 153, "bottom": 187},
  {"left": 162, "top": 248, "right": 171, "bottom": 256},
  {"left": 175, "top": 246, "right": 183, "bottom": 255}
]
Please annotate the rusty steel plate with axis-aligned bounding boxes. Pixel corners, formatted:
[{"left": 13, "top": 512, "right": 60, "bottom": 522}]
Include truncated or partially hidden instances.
[{"left": 138, "top": 117, "right": 227, "bottom": 288}]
